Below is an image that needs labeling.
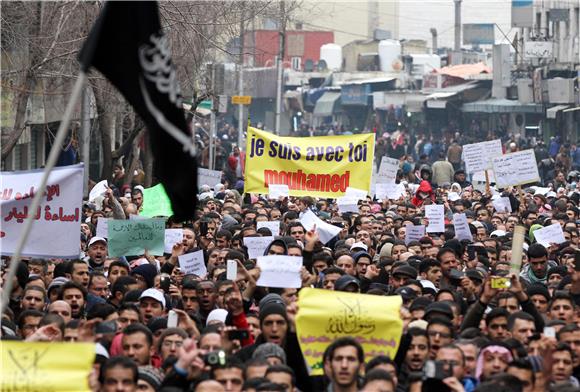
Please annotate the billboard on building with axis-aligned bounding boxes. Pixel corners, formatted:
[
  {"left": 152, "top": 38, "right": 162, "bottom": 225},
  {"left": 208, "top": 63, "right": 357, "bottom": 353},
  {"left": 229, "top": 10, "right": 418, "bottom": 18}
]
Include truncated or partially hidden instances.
[
  {"left": 463, "top": 24, "right": 495, "bottom": 45},
  {"left": 512, "top": 0, "right": 534, "bottom": 28}
]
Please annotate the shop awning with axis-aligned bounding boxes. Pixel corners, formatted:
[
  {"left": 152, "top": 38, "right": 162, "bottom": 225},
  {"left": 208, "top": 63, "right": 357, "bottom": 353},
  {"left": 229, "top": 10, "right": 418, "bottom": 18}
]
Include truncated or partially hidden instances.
[
  {"left": 372, "top": 92, "right": 428, "bottom": 112},
  {"left": 313, "top": 92, "right": 341, "bottom": 117},
  {"left": 461, "top": 98, "right": 543, "bottom": 113},
  {"left": 425, "top": 82, "right": 482, "bottom": 109},
  {"left": 563, "top": 106, "right": 580, "bottom": 113},
  {"left": 183, "top": 100, "right": 212, "bottom": 116},
  {"left": 547, "top": 105, "right": 569, "bottom": 119}
]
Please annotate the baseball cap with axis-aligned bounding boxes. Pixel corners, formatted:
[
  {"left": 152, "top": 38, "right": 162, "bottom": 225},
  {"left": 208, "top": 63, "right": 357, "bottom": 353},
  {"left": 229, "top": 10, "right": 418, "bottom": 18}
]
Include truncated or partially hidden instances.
[
  {"left": 396, "top": 286, "right": 418, "bottom": 301},
  {"left": 350, "top": 242, "right": 368, "bottom": 252},
  {"left": 424, "top": 302, "right": 454, "bottom": 320},
  {"left": 334, "top": 275, "right": 360, "bottom": 291},
  {"left": 392, "top": 264, "right": 417, "bottom": 279},
  {"left": 139, "top": 288, "right": 166, "bottom": 309},
  {"left": 89, "top": 236, "right": 107, "bottom": 247}
]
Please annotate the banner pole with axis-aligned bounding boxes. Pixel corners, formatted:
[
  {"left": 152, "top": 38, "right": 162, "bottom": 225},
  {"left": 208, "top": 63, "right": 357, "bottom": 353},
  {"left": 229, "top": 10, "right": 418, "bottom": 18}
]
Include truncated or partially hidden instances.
[{"left": 1, "top": 72, "right": 87, "bottom": 314}]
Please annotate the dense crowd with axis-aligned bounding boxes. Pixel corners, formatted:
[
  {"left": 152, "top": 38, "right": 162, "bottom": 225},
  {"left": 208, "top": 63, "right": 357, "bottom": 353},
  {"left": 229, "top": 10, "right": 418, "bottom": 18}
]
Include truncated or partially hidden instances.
[{"left": 3, "top": 135, "right": 580, "bottom": 392}]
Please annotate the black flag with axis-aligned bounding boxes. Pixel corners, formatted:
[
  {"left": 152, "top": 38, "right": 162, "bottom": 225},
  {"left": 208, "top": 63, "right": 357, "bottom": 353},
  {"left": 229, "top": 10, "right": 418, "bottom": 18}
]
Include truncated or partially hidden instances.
[{"left": 79, "top": 1, "right": 197, "bottom": 221}]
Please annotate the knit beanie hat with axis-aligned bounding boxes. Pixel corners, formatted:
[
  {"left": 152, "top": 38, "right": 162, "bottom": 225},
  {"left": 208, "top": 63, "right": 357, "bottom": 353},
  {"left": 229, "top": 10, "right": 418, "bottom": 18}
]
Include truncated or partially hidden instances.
[
  {"left": 138, "top": 366, "right": 163, "bottom": 390},
  {"left": 252, "top": 342, "right": 287, "bottom": 364},
  {"left": 131, "top": 264, "right": 157, "bottom": 288},
  {"left": 259, "top": 294, "right": 287, "bottom": 324}
]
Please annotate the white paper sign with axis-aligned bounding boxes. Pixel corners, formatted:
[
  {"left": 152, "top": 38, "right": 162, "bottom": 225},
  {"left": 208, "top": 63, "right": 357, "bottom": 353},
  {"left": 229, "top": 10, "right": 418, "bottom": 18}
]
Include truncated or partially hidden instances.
[
  {"left": 345, "top": 187, "right": 368, "bottom": 200},
  {"left": 198, "top": 168, "right": 222, "bottom": 188},
  {"left": 257, "top": 255, "right": 302, "bottom": 288},
  {"left": 268, "top": 184, "right": 289, "bottom": 199},
  {"left": 375, "top": 183, "right": 406, "bottom": 200},
  {"left": 447, "top": 192, "right": 461, "bottom": 201},
  {"left": 533, "top": 223, "right": 566, "bottom": 247},
  {"left": 492, "top": 149, "right": 540, "bottom": 188},
  {"left": 425, "top": 204, "right": 445, "bottom": 233},
  {"left": 96, "top": 217, "right": 109, "bottom": 238},
  {"left": 164, "top": 229, "right": 183, "bottom": 254},
  {"left": 227, "top": 259, "right": 237, "bottom": 280},
  {"left": 405, "top": 224, "right": 425, "bottom": 245},
  {"left": 492, "top": 197, "right": 512, "bottom": 213},
  {"left": 337, "top": 196, "right": 359, "bottom": 213},
  {"left": 244, "top": 236, "right": 275, "bottom": 259},
  {"left": 0, "top": 164, "right": 84, "bottom": 258},
  {"left": 462, "top": 139, "right": 503, "bottom": 174},
  {"left": 300, "top": 209, "right": 341, "bottom": 244},
  {"left": 376, "top": 157, "right": 399, "bottom": 183},
  {"left": 178, "top": 250, "right": 207, "bottom": 277},
  {"left": 89, "top": 180, "right": 108, "bottom": 202},
  {"left": 257, "top": 221, "right": 281, "bottom": 235},
  {"left": 531, "top": 186, "right": 551, "bottom": 196},
  {"left": 453, "top": 213, "right": 473, "bottom": 241}
]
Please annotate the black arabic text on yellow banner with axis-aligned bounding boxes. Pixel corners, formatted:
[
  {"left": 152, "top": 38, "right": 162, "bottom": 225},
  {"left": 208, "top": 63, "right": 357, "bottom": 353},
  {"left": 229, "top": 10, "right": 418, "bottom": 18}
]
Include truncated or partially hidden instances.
[{"left": 244, "top": 127, "right": 375, "bottom": 197}]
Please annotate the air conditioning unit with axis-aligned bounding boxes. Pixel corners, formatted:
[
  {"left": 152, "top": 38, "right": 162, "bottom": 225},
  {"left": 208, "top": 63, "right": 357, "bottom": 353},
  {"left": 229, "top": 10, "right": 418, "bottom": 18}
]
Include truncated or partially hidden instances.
[{"left": 548, "top": 78, "right": 574, "bottom": 104}]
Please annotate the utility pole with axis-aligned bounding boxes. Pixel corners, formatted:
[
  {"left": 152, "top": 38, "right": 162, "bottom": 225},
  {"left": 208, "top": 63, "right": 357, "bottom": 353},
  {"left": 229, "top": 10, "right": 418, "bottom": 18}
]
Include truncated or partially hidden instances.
[
  {"left": 368, "top": 1, "right": 379, "bottom": 38},
  {"left": 209, "top": 65, "right": 216, "bottom": 170},
  {"left": 430, "top": 28, "right": 438, "bottom": 54},
  {"left": 81, "top": 85, "right": 90, "bottom": 197},
  {"left": 274, "top": 0, "right": 285, "bottom": 135},
  {"left": 454, "top": 0, "right": 462, "bottom": 51},
  {"left": 237, "top": 2, "right": 245, "bottom": 148}
]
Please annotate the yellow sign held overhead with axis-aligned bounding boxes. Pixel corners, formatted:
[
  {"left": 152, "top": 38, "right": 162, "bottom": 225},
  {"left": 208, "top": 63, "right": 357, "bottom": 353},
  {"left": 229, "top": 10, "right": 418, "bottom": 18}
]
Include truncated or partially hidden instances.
[
  {"left": 1, "top": 341, "right": 95, "bottom": 391},
  {"left": 245, "top": 127, "right": 375, "bottom": 197},
  {"left": 296, "top": 288, "right": 403, "bottom": 376},
  {"left": 231, "top": 95, "right": 252, "bottom": 105}
]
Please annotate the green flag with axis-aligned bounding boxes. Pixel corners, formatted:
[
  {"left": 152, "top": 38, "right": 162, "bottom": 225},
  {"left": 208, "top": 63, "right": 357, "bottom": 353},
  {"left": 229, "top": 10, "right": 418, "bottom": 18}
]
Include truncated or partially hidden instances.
[{"left": 141, "top": 184, "right": 174, "bottom": 217}]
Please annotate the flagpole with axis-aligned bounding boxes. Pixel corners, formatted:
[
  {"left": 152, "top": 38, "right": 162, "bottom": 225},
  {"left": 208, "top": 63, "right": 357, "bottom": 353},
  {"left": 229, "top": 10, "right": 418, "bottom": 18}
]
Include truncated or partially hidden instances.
[{"left": 1, "top": 72, "right": 87, "bottom": 314}]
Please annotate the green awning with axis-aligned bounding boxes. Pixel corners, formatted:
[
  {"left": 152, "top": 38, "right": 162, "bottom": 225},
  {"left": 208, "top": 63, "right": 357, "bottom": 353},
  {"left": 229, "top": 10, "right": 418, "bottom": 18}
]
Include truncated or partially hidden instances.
[{"left": 313, "top": 92, "right": 341, "bottom": 117}]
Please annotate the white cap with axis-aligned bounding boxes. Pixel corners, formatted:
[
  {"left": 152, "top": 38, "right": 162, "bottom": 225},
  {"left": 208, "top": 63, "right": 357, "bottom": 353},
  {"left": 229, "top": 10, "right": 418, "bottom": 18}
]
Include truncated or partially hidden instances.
[
  {"left": 139, "top": 288, "right": 166, "bottom": 309},
  {"left": 350, "top": 242, "right": 368, "bottom": 252},
  {"left": 490, "top": 230, "right": 507, "bottom": 237},
  {"left": 206, "top": 309, "right": 228, "bottom": 326},
  {"left": 420, "top": 279, "right": 437, "bottom": 291},
  {"left": 88, "top": 236, "right": 107, "bottom": 247},
  {"left": 95, "top": 343, "right": 110, "bottom": 358}
]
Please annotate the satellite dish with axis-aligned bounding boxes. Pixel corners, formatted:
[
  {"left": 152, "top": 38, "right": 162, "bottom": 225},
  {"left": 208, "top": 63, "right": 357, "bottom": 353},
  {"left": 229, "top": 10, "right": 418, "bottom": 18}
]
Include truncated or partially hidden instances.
[
  {"left": 304, "top": 59, "right": 314, "bottom": 72},
  {"left": 317, "top": 59, "right": 328, "bottom": 71}
]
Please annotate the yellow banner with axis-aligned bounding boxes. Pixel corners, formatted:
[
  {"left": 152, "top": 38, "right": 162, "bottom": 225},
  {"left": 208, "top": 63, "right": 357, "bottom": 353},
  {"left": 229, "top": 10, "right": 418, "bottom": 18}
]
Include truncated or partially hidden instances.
[
  {"left": 245, "top": 127, "right": 375, "bottom": 197},
  {"left": 296, "top": 288, "right": 403, "bottom": 375},
  {"left": 1, "top": 341, "right": 95, "bottom": 391}
]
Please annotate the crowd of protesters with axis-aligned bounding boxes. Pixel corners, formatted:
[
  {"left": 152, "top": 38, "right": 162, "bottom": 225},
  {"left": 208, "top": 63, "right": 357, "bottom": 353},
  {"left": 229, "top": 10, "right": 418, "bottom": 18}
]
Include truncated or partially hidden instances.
[{"left": 4, "top": 130, "right": 580, "bottom": 392}]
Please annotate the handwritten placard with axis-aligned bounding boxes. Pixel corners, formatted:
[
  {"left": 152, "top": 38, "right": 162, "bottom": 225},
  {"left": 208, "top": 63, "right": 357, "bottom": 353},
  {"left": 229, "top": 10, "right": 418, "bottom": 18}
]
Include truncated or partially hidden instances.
[
  {"left": 0, "top": 164, "right": 84, "bottom": 258},
  {"left": 296, "top": 288, "right": 402, "bottom": 376},
  {"left": 178, "top": 250, "right": 207, "bottom": 277},
  {"left": 257, "top": 255, "right": 303, "bottom": 288},
  {"left": 107, "top": 218, "right": 165, "bottom": 257},
  {"left": 462, "top": 139, "right": 503, "bottom": 174},
  {"left": 337, "top": 196, "right": 359, "bottom": 213},
  {"left": 244, "top": 236, "right": 275, "bottom": 259},
  {"left": 198, "top": 168, "right": 222, "bottom": 188},
  {"left": 1, "top": 341, "right": 95, "bottom": 391},
  {"left": 405, "top": 224, "right": 425, "bottom": 245},
  {"left": 300, "top": 210, "right": 341, "bottom": 244},
  {"left": 257, "top": 220, "right": 281, "bottom": 235},
  {"left": 164, "top": 229, "right": 183, "bottom": 254},
  {"left": 96, "top": 217, "right": 109, "bottom": 238},
  {"left": 375, "top": 183, "right": 406, "bottom": 200},
  {"left": 492, "top": 149, "right": 540, "bottom": 188},
  {"left": 453, "top": 213, "right": 473, "bottom": 241},
  {"left": 88, "top": 179, "right": 108, "bottom": 202},
  {"left": 268, "top": 184, "right": 289, "bottom": 199},
  {"left": 492, "top": 196, "right": 512, "bottom": 213},
  {"left": 533, "top": 223, "right": 566, "bottom": 247},
  {"left": 345, "top": 187, "right": 368, "bottom": 200},
  {"left": 425, "top": 204, "right": 445, "bottom": 233},
  {"left": 376, "top": 157, "right": 399, "bottom": 183}
]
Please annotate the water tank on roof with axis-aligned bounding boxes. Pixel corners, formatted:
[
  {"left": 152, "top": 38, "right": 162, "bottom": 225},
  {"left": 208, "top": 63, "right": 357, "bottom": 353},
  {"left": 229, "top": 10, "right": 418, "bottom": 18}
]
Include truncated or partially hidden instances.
[
  {"left": 320, "top": 44, "right": 342, "bottom": 71},
  {"left": 378, "top": 40, "right": 402, "bottom": 72}
]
